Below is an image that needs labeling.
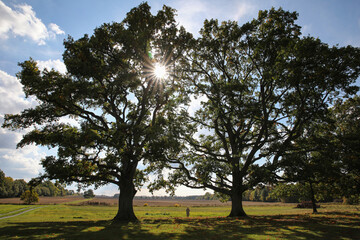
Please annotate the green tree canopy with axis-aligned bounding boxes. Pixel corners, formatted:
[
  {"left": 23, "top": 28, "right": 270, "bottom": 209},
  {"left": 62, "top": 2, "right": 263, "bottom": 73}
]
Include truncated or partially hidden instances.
[
  {"left": 0, "top": 169, "right": 29, "bottom": 198},
  {"left": 276, "top": 116, "right": 341, "bottom": 213},
  {"left": 328, "top": 96, "right": 360, "bottom": 202},
  {"left": 278, "top": 96, "right": 360, "bottom": 208},
  {"left": 0, "top": 169, "right": 11, "bottom": 198},
  {"left": 3, "top": 3, "right": 191, "bottom": 222}
]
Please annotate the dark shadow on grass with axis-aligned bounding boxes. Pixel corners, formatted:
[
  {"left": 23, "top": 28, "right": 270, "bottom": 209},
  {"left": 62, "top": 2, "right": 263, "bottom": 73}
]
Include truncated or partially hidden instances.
[
  {"left": 0, "top": 220, "right": 177, "bottom": 240},
  {"left": 0, "top": 213, "right": 359, "bottom": 240},
  {"left": 318, "top": 211, "right": 360, "bottom": 217},
  {"left": 175, "top": 214, "right": 360, "bottom": 240}
]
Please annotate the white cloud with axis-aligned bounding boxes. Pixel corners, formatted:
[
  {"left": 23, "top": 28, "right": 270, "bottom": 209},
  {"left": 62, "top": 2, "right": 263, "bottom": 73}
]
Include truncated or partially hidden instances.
[
  {"left": 0, "top": 70, "right": 37, "bottom": 115},
  {"left": 0, "top": 145, "right": 45, "bottom": 180},
  {"left": 0, "top": 69, "right": 43, "bottom": 180},
  {"left": 173, "top": 0, "right": 210, "bottom": 34},
  {"left": 230, "top": 1, "right": 256, "bottom": 21},
  {"left": 0, "top": 126, "right": 22, "bottom": 149},
  {"left": 0, "top": 1, "right": 64, "bottom": 45},
  {"left": 48, "top": 23, "right": 64, "bottom": 35},
  {"left": 36, "top": 59, "right": 67, "bottom": 74},
  {"left": 173, "top": 0, "right": 257, "bottom": 35}
]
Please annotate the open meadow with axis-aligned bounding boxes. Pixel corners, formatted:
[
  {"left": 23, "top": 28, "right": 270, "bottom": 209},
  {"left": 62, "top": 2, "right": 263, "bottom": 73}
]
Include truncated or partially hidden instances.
[{"left": 0, "top": 197, "right": 359, "bottom": 239}]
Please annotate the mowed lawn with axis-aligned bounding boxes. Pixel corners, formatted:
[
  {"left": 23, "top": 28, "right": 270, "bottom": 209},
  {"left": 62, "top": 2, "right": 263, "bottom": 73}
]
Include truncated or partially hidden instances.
[{"left": 0, "top": 201, "right": 359, "bottom": 240}]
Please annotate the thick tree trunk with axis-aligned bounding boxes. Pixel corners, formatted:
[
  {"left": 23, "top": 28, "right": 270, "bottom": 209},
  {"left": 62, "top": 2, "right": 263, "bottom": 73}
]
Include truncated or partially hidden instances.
[
  {"left": 228, "top": 190, "right": 247, "bottom": 217},
  {"left": 309, "top": 182, "right": 318, "bottom": 214},
  {"left": 228, "top": 164, "right": 247, "bottom": 217},
  {"left": 112, "top": 182, "right": 138, "bottom": 223},
  {"left": 228, "top": 178, "right": 247, "bottom": 218}
]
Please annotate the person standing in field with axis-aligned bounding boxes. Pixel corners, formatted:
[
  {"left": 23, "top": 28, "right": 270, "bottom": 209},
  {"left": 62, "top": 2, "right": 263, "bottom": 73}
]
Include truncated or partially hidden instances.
[{"left": 186, "top": 207, "right": 190, "bottom": 217}]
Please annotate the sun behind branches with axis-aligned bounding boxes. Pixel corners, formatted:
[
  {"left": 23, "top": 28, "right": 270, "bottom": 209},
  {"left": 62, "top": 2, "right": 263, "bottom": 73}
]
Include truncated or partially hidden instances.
[{"left": 153, "top": 63, "right": 168, "bottom": 80}]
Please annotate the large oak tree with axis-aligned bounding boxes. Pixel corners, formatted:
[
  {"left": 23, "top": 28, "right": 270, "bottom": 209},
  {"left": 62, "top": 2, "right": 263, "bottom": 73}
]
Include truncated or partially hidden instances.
[
  {"left": 149, "top": 8, "right": 360, "bottom": 217},
  {"left": 3, "top": 3, "right": 191, "bottom": 222}
]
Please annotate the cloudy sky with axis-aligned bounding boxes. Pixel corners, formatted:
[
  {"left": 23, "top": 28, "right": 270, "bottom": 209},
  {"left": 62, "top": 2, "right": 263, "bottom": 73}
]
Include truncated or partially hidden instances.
[{"left": 0, "top": 0, "right": 359, "bottom": 196}]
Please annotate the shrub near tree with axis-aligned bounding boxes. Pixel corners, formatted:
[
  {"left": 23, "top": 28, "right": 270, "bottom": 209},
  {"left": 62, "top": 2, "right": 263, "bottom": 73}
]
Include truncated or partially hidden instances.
[
  {"left": 83, "top": 189, "right": 95, "bottom": 198},
  {"left": 20, "top": 189, "right": 39, "bottom": 205}
]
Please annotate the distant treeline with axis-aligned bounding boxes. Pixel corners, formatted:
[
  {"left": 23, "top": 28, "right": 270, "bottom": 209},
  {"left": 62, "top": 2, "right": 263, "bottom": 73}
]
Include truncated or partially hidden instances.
[
  {"left": 132, "top": 195, "right": 204, "bottom": 200},
  {"left": 131, "top": 183, "right": 358, "bottom": 204},
  {"left": 0, "top": 169, "right": 74, "bottom": 198},
  {"left": 129, "top": 188, "right": 276, "bottom": 202},
  {"left": 35, "top": 180, "right": 75, "bottom": 197},
  {"left": 196, "top": 184, "right": 353, "bottom": 203}
]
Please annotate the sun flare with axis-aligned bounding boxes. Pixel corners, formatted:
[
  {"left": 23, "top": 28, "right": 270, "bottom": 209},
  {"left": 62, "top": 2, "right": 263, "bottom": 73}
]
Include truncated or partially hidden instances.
[{"left": 153, "top": 63, "right": 168, "bottom": 79}]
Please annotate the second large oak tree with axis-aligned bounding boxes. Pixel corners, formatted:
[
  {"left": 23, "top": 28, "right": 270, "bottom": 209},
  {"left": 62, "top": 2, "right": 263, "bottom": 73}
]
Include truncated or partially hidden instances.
[{"left": 150, "top": 8, "right": 360, "bottom": 217}]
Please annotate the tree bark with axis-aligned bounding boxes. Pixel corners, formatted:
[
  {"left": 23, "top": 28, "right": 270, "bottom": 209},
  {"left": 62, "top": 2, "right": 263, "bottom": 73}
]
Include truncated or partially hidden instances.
[
  {"left": 228, "top": 176, "right": 247, "bottom": 218},
  {"left": 309, "top": 182, "right": 318, "bottom": 214},
  {"left": 112, "top": 181, "right": 138, "bottom": 222},
  {"left": 228, "top": 190, "right": 247, "bottom": 217}
]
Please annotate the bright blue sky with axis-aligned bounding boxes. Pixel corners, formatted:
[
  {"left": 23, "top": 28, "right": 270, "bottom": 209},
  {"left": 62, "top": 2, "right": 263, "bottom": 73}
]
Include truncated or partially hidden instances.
[{"left": 1, "top": 0, "right": 359, "bottom": 196}]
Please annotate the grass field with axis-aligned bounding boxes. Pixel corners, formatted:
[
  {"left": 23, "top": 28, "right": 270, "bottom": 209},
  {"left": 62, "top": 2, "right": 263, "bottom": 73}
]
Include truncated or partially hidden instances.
[
  {"left": 0, "top": 198, "right": 359, "bottom": 239},
  {"left": 0, "top": 196, "right": 84, "bottom": 205}
]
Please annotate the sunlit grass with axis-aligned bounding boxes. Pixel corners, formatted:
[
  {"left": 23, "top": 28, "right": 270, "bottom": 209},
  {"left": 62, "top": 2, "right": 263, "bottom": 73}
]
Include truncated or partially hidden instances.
[
  {"left": 0, "top": 203, "right": 359, "bottom": 239},
  {"left": 0, "top": 205, "right": 32, "bottom": 215},
  {"left": 2, "top": 205, "right": 116, "bottom": 223}
]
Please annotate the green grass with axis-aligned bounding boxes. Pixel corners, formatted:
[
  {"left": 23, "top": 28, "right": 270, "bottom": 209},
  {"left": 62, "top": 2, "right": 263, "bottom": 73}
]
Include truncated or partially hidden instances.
[
  {"left": 0, "top": 205, "right": 37, "bottom": 219},
  {"left": 0, "top": 205, "right": 33, "bottom": 215},
  {"left": 0, "top": 204, "right": 359, "bottom": 239}
]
